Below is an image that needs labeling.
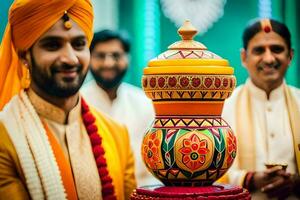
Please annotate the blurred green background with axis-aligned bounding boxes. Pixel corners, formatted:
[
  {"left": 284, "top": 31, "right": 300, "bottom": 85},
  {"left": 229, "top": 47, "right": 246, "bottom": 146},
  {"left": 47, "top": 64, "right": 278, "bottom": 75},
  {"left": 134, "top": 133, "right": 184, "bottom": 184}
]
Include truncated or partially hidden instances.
[{"left": 1, "top": 0, "right": 299, "bottom": 87}]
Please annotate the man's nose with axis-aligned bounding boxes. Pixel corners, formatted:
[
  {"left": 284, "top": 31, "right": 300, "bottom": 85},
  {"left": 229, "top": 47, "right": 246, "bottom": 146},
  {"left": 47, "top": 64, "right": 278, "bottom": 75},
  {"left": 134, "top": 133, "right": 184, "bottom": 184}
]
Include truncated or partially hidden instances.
[
  {"left": 263, "top": 49, "right": 276, "bottom": 64},
  {"left": 102, "top": 54, "right": 116, "bottom": 68},
  {"left": 60, "top": 44, "right": 79, "bottom": 65}
]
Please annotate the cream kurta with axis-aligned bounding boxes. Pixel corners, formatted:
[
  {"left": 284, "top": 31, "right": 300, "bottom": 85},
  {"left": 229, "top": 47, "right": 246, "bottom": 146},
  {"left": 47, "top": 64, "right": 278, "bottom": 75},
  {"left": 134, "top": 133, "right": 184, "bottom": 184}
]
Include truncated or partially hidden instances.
[
  {"left": 81, "top": 80, "right": 159, "bottom": 186},
  {"left": 222, "top": 79, "right": 300, "bottom": 199},
  {"left": 27, "top": 89, "right": 102, "bottom": 200}
]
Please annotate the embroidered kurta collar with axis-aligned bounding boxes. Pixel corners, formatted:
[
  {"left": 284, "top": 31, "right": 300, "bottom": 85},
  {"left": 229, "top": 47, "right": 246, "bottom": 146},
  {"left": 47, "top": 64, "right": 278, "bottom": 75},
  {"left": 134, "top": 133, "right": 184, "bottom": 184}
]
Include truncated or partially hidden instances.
[
  {"left": 246, "top": 78, "right": 285, "bottom": 101},
  {"left": 27, "top": 89, "right": 81, "bottom": 124}
]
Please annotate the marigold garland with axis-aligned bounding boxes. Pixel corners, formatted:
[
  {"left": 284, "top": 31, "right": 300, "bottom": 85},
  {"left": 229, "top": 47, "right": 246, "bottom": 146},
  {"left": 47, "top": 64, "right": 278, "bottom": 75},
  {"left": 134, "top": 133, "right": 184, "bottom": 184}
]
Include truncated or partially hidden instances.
[{"left": 81, "top": 98, "right": 117, "bottom": 200}]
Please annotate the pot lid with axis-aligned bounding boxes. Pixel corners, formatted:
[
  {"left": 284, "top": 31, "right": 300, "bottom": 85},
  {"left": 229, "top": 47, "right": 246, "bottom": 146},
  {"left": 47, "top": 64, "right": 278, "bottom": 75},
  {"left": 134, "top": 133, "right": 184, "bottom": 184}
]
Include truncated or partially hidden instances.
[{"left": 144, "top": 20, "right": 234, "bottom": 75}]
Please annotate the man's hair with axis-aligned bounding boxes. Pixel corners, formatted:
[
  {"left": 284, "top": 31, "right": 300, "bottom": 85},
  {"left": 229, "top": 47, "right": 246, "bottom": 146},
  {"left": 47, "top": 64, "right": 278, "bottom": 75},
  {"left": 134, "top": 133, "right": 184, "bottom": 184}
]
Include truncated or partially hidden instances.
[
  {"left": 242, "top": 18, "right": 291, "bottom": 50},
  {"left": 90, "top": 29, "right": 130, "bottom": 53}
]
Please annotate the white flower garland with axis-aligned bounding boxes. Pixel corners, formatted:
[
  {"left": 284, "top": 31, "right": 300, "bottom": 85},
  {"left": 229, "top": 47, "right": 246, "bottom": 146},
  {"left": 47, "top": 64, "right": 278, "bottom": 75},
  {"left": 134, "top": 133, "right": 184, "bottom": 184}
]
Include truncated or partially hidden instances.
[{"left": 0, "top": 91, "right": 66, "bottom": 199}]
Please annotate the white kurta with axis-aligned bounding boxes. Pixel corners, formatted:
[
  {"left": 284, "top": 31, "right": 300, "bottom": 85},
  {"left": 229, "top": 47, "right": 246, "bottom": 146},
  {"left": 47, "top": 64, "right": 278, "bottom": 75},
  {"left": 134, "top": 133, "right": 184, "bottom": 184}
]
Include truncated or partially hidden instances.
[
  {"left": 222, "top": 79, "right": 300, "bottom": 199},
  {"left": 81, "top": 80, "right": 160, "bottom": 186}
]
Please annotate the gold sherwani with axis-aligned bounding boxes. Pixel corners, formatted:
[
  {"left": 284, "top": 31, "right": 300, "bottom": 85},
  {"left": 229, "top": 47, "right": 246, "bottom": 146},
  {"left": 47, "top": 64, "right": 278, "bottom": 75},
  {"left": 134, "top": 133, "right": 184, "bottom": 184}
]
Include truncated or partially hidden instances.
[{"left": 0, "top": 90, "right": 136, "bottom": 200}]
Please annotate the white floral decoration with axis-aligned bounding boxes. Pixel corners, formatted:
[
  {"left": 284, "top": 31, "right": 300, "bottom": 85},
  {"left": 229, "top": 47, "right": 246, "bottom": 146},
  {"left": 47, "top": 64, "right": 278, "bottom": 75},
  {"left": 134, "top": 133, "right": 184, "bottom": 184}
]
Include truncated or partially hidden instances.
[{"left": 160, "top": 0, "right": 227, "bottom": 34}]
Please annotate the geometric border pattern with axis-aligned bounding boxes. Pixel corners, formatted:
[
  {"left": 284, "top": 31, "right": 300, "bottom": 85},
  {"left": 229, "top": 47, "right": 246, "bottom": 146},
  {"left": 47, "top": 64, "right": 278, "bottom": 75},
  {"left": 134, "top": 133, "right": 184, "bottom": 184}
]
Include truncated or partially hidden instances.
[
  {"left": 145, "top": 90, "right": 232, "bottom": 100},
  {"left": 154, "top": 117, "right": 229, "bottom": 129},
  {"left": 156, "top": 49, "right": 222, "bottom": 60}
]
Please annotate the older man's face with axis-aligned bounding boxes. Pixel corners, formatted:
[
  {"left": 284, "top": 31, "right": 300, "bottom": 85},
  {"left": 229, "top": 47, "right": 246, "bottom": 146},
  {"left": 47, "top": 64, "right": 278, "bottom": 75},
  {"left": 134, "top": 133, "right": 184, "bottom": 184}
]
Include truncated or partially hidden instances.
[
  {"left": 241, "top": 31, "right": 292, "bottom": 90},
  {"left": 26, "top": 18, "right": 90, "bottom": 97}
]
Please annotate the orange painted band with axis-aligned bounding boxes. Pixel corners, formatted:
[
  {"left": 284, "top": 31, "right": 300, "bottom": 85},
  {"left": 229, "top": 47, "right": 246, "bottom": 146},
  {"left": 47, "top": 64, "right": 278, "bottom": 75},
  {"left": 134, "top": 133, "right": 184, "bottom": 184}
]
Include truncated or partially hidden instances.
[{"left": 153, "top": 101, "right": 224, "bottom": 115}]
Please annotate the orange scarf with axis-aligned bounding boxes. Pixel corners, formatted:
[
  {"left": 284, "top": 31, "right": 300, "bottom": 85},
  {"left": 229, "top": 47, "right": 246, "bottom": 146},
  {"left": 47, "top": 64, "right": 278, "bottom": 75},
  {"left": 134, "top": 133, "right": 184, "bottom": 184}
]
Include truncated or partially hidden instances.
[{"left": 43, "top": 122, "right": 78, "bottom": 200}]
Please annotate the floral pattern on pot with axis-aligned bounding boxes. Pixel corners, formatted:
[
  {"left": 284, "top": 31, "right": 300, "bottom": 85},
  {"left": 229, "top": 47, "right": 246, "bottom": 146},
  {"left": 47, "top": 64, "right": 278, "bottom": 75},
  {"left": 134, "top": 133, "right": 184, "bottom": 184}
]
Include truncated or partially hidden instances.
[
  {"left": 142, "top": 129, "right": 164, "bottom": 170},
  {"left": 175, "top": 130, "right": 214, "bottom": 173},
  {"left": 179, "top": 134, "right": 210, "bottom": 171},
  {"left": 225, "top": 129, "right": 237, "bottom": 167},
  {"left": 141, "top": 120, "right": 236, "bottom": 186}
]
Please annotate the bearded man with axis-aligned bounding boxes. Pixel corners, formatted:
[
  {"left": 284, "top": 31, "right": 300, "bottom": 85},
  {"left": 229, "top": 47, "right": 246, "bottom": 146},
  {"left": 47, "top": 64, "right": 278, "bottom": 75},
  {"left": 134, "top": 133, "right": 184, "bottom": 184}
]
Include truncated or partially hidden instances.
[
  {"left": 81, "top": 30, "right": 157, "bottom": 187},
  {"left": 0, "top": 1, "right": 136, "bottom": 199}
]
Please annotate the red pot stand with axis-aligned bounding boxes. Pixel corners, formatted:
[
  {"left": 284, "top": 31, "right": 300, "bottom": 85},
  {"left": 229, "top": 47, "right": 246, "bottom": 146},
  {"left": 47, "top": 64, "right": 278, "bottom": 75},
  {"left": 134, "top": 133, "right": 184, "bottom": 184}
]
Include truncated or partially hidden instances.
[{"left": 131, "top": 184, "right": 251, "bottom": 200}]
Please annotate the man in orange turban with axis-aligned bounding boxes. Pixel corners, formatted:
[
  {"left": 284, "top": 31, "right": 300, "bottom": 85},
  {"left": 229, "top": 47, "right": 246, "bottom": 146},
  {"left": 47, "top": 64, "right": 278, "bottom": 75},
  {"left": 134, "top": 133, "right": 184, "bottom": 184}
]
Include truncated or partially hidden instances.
[{"left": 0, "top": 1, "right": 136, "bottom": 199}]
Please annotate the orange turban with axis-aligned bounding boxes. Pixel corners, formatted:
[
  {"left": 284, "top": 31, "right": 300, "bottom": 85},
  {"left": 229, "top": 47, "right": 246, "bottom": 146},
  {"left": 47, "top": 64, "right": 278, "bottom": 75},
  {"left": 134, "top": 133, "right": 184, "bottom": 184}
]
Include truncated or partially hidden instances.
[{"left": 0, "top": 0, "right": 94, "bottom": 110}]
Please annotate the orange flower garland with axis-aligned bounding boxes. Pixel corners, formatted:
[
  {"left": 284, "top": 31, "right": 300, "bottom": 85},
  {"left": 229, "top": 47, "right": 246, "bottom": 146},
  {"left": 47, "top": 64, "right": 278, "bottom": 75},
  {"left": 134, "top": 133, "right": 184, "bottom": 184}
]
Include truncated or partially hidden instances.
[{"left": 81, "top": 98, "right": 117, "bottom": 200}]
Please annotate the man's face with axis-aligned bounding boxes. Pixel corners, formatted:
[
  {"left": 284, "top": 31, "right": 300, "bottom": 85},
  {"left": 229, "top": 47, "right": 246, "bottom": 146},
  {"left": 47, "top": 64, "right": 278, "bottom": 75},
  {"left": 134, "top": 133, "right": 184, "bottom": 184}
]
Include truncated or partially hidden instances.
[
  {"left": 90, "top": 39, "right": 128, "bottom": 89},
  {"left": 25, "top": 19, "right": 90, "bottom": 98},
  {"left": 241, "top": 31, "right": 293, "bottom": 89}
]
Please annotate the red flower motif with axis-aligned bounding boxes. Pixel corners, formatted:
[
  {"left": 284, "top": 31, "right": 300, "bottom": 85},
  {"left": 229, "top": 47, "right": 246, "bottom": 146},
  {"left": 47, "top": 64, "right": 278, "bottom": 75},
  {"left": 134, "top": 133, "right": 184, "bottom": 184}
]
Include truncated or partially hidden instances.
[
  {"left": 143, "top": 132, "right": 161, "bottom": 170},
  {"left": 192, "top": 77, "right": 201, "bottom": 87},
  {"left": 179, "top": 134, "right": 209, "bottom": 171},
  {"left": 180, "top": 77, "right": 189, "bottom": 87},
  {"left": 150, "top": 77, "right": 156, "bottom": 88},
  {"left": 230, "top": 78, "right": 234, "bottom": 88},
  {"left": 204, "top": 78, "right": 213, "bottom": 88},
  {"left": 215, "top": 78, "right": 221, "bottom": 88},
  {"left": 143, "top": 78, "right": 148, "bottom": 88},
  {"left": 158, "top": 77, "right": 165, "bottom": 88},
  {"left": 226, "top": 130, "right": 237, "bottom": 165},
  {"left": 168, "top": 77, "right": 177, "bottom": 87},
  {"left": 223, "top": 78, "right": 229, "bottom": 88}
]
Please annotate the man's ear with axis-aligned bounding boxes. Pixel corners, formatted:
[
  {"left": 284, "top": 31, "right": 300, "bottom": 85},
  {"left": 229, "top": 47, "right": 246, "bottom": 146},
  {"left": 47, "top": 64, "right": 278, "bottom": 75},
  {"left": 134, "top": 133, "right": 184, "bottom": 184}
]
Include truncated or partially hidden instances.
[
  {"left": 240, "top": 48, "right": 247, "bottom": 68},
  {"left": 18, "top": 50, "right": 30, "bottom": 68},
  {"left": 289, "top": 48, "right": 294, "bottom": 62}
]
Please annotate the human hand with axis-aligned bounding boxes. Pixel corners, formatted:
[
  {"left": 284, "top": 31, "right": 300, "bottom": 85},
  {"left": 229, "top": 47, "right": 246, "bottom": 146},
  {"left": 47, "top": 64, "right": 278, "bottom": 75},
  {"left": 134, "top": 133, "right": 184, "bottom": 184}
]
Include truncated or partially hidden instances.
[
  {"left": 257, "top": 167, "right": 293, "bottom": 199},
  {"left": 252, "top": 166, "right": 285, "bottom": 190},
  {"left": 291, "top": 174, "right": 300, "bottom": 197},
  {"left": 262, "top": 171, "right": 293, "bottom": 199}
]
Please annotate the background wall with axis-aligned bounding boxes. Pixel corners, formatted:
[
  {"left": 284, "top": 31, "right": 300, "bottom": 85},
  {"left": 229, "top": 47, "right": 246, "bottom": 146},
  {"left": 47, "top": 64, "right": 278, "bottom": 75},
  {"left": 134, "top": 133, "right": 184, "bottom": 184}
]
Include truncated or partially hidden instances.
[
  {"left": 119, "top": 0, "right": 300, "bottom": 87},
  {"left": 0, "top": 0, "right": 13, "bottom": 39},
  {"left": 1, "top": 0, "right": 299, "bottom": 88}
]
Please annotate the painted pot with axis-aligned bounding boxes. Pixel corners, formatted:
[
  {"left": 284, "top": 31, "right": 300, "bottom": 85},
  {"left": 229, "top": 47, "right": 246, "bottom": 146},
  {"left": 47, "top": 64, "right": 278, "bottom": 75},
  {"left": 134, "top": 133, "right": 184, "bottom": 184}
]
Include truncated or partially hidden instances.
[{"left": 141, "top": 21, "right": 237, "bottom": 186}]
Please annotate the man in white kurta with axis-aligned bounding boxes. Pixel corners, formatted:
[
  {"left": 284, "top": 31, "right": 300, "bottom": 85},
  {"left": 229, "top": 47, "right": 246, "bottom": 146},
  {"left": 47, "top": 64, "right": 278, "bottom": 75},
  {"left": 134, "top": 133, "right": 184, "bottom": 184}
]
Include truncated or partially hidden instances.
[
  {"left": 81, "top": 30, "right": 159, "bottom": 186},
  {"left": 222, "top": 19, "right": 300, "bottom": 199},
  {"left": 223, "top": 79, "right": 300, "bottom": 199}
]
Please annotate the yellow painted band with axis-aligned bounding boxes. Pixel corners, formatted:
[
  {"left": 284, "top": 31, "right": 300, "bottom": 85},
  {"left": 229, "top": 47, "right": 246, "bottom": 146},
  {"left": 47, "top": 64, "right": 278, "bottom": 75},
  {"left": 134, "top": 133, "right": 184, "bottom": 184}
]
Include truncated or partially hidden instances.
[
  {"left": 144, "top": 66, "right": 234, "bottom": 75},
  {"left": 148, "top": 59, "right": 229, "bottom": 67}
]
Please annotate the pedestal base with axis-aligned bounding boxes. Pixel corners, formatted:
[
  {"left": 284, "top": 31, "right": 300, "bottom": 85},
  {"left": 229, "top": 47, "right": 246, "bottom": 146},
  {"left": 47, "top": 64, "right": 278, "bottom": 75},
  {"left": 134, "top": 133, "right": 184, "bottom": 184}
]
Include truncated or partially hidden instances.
[{"left": 131, "top": 184, "right": 251, "bottom": 200}]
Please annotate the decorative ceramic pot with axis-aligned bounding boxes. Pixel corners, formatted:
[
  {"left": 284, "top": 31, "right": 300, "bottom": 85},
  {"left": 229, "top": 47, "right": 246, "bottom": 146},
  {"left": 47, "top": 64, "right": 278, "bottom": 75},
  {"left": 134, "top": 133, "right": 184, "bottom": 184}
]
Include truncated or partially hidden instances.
[{"left": 141, "top": 21, "right": 237, "bottom": 186}]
